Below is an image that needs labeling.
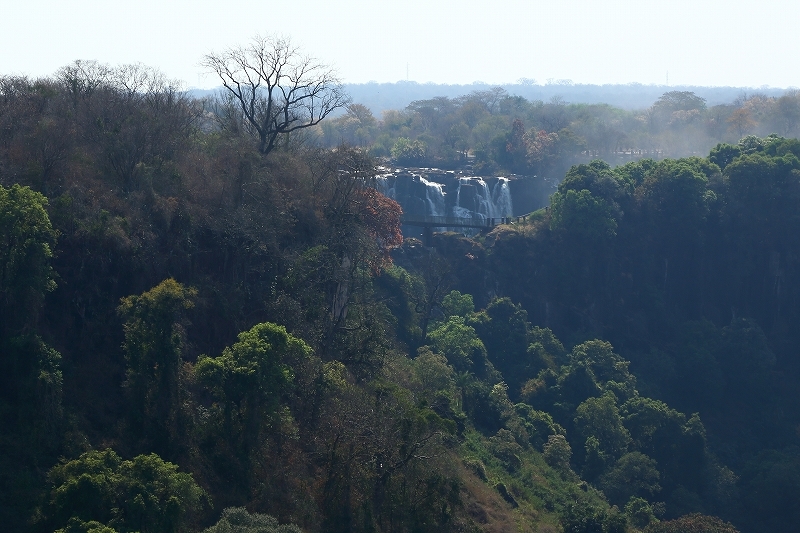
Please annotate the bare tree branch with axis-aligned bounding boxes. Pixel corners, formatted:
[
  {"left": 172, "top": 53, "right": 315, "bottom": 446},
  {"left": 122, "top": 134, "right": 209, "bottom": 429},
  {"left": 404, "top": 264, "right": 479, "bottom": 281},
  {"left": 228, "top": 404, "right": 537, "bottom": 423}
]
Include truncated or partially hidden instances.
[{"left": 202, "top": 35, "right": 350, "bottom": 155}]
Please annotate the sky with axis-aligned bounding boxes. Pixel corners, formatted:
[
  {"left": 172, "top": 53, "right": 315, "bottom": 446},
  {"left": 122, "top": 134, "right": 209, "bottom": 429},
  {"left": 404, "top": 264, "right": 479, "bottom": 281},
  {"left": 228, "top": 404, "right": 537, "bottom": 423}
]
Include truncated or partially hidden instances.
[{"left": 2, "top": 0, "right": 798, "bottom": 90}]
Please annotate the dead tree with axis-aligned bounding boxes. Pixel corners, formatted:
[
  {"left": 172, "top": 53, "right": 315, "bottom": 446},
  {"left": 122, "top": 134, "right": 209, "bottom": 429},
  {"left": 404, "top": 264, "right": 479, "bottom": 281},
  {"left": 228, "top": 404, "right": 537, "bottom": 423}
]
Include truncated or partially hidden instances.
[{"left": 202, "top": 35, "right": 350, "bottom": 155}]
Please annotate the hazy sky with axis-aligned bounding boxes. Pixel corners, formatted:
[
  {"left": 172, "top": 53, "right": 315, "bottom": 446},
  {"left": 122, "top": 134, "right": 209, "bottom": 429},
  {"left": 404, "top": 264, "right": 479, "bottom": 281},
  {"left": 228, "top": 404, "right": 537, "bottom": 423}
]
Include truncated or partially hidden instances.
[{"left": 2, "top": 0, "right": 798, "bottom": 89}]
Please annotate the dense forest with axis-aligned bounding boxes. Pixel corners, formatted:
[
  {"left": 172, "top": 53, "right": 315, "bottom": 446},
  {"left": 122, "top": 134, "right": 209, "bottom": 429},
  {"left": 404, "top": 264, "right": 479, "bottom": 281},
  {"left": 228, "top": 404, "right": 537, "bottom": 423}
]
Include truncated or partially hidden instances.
[{"left": 2, "top": 39, "right": 800, "bottom": 533}]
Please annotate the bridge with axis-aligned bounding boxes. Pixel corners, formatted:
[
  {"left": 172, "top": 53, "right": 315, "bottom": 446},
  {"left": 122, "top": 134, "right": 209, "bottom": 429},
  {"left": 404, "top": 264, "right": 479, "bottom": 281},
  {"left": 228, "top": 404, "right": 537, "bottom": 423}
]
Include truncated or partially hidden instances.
[
  {"left": 400, "top": 214, "right": 528, "bottom": 244},
  {"left": 400, "top": 214, "right": 521, "bottom": 229}
]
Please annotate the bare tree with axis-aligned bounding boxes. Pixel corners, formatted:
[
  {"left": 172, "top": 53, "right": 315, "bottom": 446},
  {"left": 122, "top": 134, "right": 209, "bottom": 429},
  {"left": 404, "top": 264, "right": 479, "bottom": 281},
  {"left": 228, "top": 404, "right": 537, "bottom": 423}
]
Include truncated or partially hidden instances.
[
  {"left": 56, "top": 60, "right": 113, "bottom": 102},
  {"left": 202, "top": 35, "right": 350, "bottom": 155}
]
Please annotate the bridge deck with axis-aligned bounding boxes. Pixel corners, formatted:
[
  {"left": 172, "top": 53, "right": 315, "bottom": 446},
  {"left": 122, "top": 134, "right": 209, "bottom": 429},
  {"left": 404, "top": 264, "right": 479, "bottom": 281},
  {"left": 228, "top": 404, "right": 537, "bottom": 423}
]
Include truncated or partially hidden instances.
[{"left": 400, "top": 214, "right": 519, "bottom": 229}]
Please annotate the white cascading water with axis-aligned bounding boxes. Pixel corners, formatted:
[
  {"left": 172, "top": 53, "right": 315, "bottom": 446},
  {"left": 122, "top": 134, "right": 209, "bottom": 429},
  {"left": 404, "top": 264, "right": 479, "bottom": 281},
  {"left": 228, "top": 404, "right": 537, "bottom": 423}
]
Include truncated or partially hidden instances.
[
  {"left": 376, "top": 173, "right": 446, "bottom": 217},
  {"left": 491, "top": 177, "right": 513, "bottom": 218},
  {"left": 419, "top": 175, "right": 446, "bottom": 217},
  {"left": 376, "top": 171, "right": 513, "bottom": 236},
  {"left": 451, "top": 177, "right": 471, "bottom": 219},
  {"left": 473, "top": 178, "right": 492, "bottom": 220},
  {"left": 375, "top": 175, "right": 394, "bottom": 199},
  {"left": 452, "top": 177, "right": 513, "bottom": 220}
]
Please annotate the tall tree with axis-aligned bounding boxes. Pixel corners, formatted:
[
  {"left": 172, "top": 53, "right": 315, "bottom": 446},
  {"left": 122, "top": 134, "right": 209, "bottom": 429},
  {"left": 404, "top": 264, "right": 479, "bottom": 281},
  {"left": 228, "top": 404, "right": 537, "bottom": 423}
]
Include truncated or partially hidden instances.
[
  {"left": 202, "top": 35, "right": 349, "bottom": 155},
  {"left": 194, "top": 322, "right": 308, "bottom": 459},
  {"left": 0, "top": 183, "right": 57, "bottom": 336},
  {"left": 0, "top": 183, "right": 62, "bottom": 531},
  {"left": 118, "top": 279, "right": 197, "bottom": 453},
  {"left": 40, "top": 448, "right": 205, "bottom": 533}
]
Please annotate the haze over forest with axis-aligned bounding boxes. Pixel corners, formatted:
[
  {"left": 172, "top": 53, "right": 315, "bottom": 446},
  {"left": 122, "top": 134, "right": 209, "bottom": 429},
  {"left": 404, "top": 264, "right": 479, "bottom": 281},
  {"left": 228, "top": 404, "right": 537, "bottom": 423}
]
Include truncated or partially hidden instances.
[
  {"left": 189, "top": 82, "right": 793, "bottom": 117},
  {"left": 5, "top": 0, "right": 800, "bottom": 89},
  {"left": 4, "top": 17, "right": 800, "bottom": 533}
]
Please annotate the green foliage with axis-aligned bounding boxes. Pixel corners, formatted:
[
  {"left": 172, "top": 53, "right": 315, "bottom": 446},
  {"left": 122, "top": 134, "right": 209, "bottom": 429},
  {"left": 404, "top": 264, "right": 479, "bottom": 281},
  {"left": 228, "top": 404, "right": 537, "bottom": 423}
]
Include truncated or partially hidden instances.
[
  {"left": 440, "top": 289, "right": 474, "bottom": 320},
  {"left": 619, "top": 396, "right": 706, "bottom": 494},
  {"left": 560, "top": 502, "right": 626, "bottom": 533},
  {"left": 457, "top": 373, "right": 505, "bottom": 434},
  {"left": 489, "top": 428, "right": 524, "bottom": 470},
  {"left": 569, "top": 341, "right": 636, "bottom": 398},
  {"left": 315, "top": 377, "right": 459, "bottom": 533},
  {"left": 654, "top": 91, "right": 707, "bottom": 114},
  {"left": 55, "top": 519, "right": 120, "bottom": 533},
  {"left": 525, "top": 339, "right": 561, "bottom": 376},
  {"left": 529, "top": 327, "right": 567, "bottom": 366},
  {"left": 390, "top": 137, "right": 427, "bottom": 165},
  {"left": 635, "top": 158, "right": 711, "bottom": 243},
  {"left": 582, "top": 436, "right": 608, "bottom": 483},
  {"left": 615, "top": 158, "right": 658, "bottom": 189},
  {"left": 376, "top": 265, "right": 425, "bottom": 346},
  {"left": 427, "top": 316, "right": 487, "bottom": 374},
  {"left": 202, "top": 507, "right": 301, "bottom": 533},
  {"left": 708, "top": 143, "right": 741, "bottom": 170},
  {"left": 410, "top": 346, "right": 457, "bottom": 402},
  {"left": 511, "top": 330, "right": 711, "bottom": 520},
  {"left": 118, "top": 278, "right": 197, "bottom": 381},
  {"left": 195, "top": 322, "right": 307, "bottom": 453},
  {"left": 621, "top": 396, "right": 685, "bottom": 450},
  {"left": 118, "top": 279, "right": 197, "bottom": 450},
  {"left": 0, "top": 183, "right": 57, "bottom": 334},
  {"left": 725, "top": 151, "right": 800, "bottom": 252},
  {"left": 737, "top": 134, "right": 764, "bottom": 154},
  {"left": 643, "top": 513, "right": 739, "bottom": 533},
  {"left": 549, "top": 189, "right": 617, "bottom": 240},
  {"left": 512, "top": 403, "right": 564, "bottom": 449},
  {"left": 574, "top": 393, "right": 631, "bottom": 461},
  {"left": 542, "top": 434, "right": 573, "bottom": 474},
  {"left": 763, "top": 135, "right": 800, "bottom": 158},
  {"left": 468, "top": 297, "right": 532, "bottom": 395},
  {"left": 599, "top": 451, "right": 661, "bottom": 506},
  {"left": 5, "top": 333, "right": 63, "bottom": 422},
  {"left": 0, "top": 183, "right": 62, "bottom": 531},
  {"left": 625, "top": 497, "right": 658, "bottom": 530},
  {"left": 42, "top": 448, "right": 206, "bottom": 533},
  {"left": 559, "top": 160, "right": 626, "bottom": 201},
  {"left": 545, "top": 340, "right": 636, "bottom": 414}
]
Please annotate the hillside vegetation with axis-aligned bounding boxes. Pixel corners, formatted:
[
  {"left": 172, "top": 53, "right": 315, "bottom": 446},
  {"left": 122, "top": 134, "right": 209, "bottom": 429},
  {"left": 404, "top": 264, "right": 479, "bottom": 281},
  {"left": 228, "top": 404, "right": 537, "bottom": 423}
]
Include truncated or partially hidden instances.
[{"left": 2, "top": 58, "right": 799, "bottom": 533}]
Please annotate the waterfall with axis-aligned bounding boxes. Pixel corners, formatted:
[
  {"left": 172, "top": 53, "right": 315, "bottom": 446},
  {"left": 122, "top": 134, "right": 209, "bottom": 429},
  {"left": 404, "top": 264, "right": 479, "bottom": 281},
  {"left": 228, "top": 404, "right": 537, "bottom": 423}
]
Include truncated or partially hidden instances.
[
  {"left": 419, "top": 175, "right": 446, "bottom": 217},
  {"left": 376, "top": 169, "right": 516, "bottom": 237},
  {"left": 375, "top": 175, "right": 395, "bottom": 199},
  {"left": 452, "top": 177, "right": 513, "bottom": 220},
  {"left": 452, "top": 177, "right": 473, "bottom": 219},
  {"left": 490, "top": 178, "right": 513, "bottom": 218},
  {"left": 474, "top": 178, "right": 493, "bottom": 219}
]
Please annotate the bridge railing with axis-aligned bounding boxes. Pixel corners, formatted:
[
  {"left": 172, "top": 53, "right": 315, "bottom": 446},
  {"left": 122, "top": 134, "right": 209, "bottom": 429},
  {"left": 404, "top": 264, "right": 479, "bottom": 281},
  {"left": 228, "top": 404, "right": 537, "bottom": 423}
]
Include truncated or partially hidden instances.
[{"left": 400, "top": 214, "right": 522, "bottom": 229}]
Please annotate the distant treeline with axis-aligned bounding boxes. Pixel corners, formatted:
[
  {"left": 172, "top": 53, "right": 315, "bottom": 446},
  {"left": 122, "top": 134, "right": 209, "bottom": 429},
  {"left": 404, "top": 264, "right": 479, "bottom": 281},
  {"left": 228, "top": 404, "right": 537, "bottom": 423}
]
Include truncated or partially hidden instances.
[
  {"left": 316, "top": 83, "right": 800, "bottom": 181},
  {"left": 188, "top": 81, "right": 795, "bottom": 118},
  {"left": 336, "top": 81, "right": 792, "bottom": 114}
]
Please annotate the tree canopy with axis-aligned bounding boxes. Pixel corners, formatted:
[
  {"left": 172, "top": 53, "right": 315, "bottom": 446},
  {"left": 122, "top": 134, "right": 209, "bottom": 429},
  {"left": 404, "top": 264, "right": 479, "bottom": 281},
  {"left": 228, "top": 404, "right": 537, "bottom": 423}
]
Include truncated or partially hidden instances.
[{"left": 4, "top": 52, "right": 800, "bottom": 533}]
